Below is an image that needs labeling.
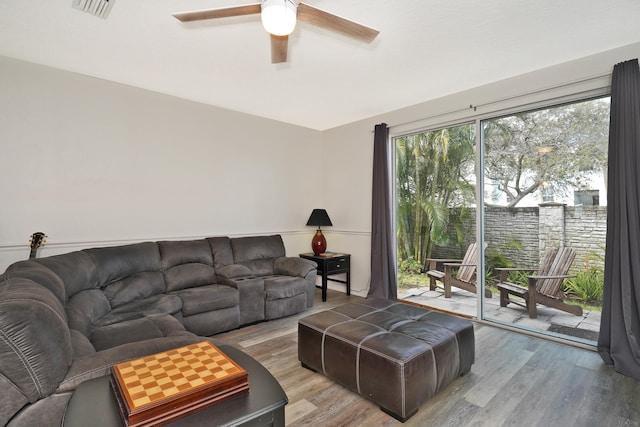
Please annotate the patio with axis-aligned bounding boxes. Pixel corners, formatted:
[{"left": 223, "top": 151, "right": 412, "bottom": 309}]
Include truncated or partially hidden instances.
[{"left": 399, "top": 286, "right": 601, "bottom": 344}]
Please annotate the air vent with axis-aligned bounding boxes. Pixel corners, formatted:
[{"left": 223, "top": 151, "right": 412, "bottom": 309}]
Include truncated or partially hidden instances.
[{"left": 72, "top": 0, "right": 116, "bottom": 19}]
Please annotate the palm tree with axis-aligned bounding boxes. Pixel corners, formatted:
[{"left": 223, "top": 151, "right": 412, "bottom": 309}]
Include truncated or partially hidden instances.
[{"left": 396, "top": 124, "right": 476, "bottom": 270}]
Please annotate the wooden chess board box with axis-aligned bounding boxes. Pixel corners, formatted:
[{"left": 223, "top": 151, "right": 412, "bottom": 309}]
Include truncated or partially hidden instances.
[{"left": 110, "top": 341, "right": 249, "bottom": 427}]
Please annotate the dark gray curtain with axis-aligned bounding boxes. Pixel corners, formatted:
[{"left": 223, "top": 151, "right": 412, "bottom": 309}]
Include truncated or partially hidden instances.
[
  {"left": 598, "top": 59, "right": 640, "bottom": 380},
  {"left": 368, "top": 123, "right": 397, "bottom": 300}
]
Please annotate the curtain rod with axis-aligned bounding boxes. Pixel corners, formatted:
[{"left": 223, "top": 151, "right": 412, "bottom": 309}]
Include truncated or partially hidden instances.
[{"left": 374, "top": 71, "right": 612, "bottom": 132}]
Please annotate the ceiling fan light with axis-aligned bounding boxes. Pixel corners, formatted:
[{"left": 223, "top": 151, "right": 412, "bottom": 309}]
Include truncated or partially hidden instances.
[{"left": 261, "top": 0, "right": 297, "bottom": 36}]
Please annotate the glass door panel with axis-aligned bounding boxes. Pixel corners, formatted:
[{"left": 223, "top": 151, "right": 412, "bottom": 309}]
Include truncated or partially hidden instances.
[
  {"left": 395, "top": 123, "right": 478, "bottom": 317},
  {"left": 481, "top": 97, "right": 610, "bottom": 345}
]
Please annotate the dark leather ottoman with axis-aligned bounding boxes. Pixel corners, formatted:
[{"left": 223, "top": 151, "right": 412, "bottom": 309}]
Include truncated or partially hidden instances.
[{"left": 298, "top": 299, "right": 474, "bottom": 422}]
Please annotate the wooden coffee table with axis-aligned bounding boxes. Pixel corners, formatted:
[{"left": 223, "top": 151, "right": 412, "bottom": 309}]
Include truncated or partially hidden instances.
[{"left": 63, "top": 343, "right": 287, "bottom": 427}]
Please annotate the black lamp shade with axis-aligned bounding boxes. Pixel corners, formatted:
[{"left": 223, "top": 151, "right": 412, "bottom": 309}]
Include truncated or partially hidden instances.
[{"left": 306, "top": 209, "right": 332, "bottom": 227}]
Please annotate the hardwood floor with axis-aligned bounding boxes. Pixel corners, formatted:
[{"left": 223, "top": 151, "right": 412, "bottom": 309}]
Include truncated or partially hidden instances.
[{"left": 214, "top": 290, "right": 640, "bottom": 427}]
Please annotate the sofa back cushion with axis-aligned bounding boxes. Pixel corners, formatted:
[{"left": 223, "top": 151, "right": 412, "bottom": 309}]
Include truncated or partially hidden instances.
[
  {"left": 159, "top": 240, "right": 216, "bottom": 292},
  {"left": 207, "top": 236, "right": 234, "bottom": 268},
  {"left": 34, "top": 251, "right": 99, "bottom": 298},
  {"left": 84, "top": 242, "right": 164, "bottom": 307},
  {"left": 102, "top": 271, "right": 166, "bottom": 308},
  {"left": 230, "top": 235, "right": 286, "bottom": 263},
  {"left": 4, "top": 260, "right": 67, "bottom": 304},
  {"left": 0, "top": 275, "right": 73, "bottom": 424},
  {"left": 65, "top": 289, "right": 111, "bottom": 337},
  {"left": 230, "top": 235, "right": 285, "bottom": 276}
]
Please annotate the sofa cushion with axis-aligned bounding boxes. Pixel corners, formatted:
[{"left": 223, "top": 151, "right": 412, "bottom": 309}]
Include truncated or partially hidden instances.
[
  {"left": 172, "top": 285, "right": 239, "bottom": 316},
  {"left": 91, "top": 314, "right": 188, "bottom": 351},
  {"left": 264, "top": 276, "right": 309, "bottom": 300},
  {"left": 103, "top": 271, "right": 165, "bottom": 307},
  {"left": 265, "top": 293, "right": 307, "bottom": 320},
  {"left": 0, "top": 276, "right": 73, "bottom": 409},
  {"left": 65, "top": 289, "right": 111, "bottom": 337},
  {"left": 69, "top": 329, "right": 96, "bottom": 359},
  {"left": 92, "top": 294, "right": 182, "bottom": 327},
  {"left": 5, "top": 260, "right": 67, "bottom": 304},
  {"left": 84, "top": 242, "right": 162, "bottom": 288},
  {"left": 207, "top": 236, "right": 234, "bottom": 268},
  {"left": 238, "top": 259, "right": 275, "bottom": 276},
  {"left": 216, "top": 264, "right": 253, "bottom": 279},
  {"left": 230, "top": 235, "right": 285, "bottom": 263},
  {"left": 274, "top": 257, "right": 316, "bottom": 278},
  {"left": 182, "top": 306, "right": 241, "bottom": 336},
  {"left": 159, "top": 240, "right": 217, "bottom": 292},
  {"left": 35, "top": 251, "right": 99, "bottom": 298}
]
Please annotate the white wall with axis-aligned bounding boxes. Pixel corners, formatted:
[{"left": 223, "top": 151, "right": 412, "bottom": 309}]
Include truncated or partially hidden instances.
[{"left": 0, "top": 56, "right": 321, "bottom": 267}]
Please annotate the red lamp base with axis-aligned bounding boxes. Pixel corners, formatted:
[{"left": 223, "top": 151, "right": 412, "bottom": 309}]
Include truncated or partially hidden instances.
[{"left": 311, "top": 230, "right": 327, "bottom": 255}]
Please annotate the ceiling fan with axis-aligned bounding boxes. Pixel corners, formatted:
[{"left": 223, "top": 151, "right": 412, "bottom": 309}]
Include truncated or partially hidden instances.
[{"left": 172, "top": 0, "right": 379, "bottom": 63}]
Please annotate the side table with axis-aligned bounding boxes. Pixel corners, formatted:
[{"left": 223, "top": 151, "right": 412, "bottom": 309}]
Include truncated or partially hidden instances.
[{"left": 299, "top": 253, "right": 350, "bottom": 302}]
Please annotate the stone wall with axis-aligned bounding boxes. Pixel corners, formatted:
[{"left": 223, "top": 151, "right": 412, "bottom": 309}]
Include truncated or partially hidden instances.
[{"left": 429, "top": 205, "right": 606, "bottom": 271}]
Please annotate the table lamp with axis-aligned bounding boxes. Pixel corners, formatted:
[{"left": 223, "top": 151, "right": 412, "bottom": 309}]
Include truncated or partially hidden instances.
[{"left": 306, "top": 209, "right": 332, "bottom": 255}]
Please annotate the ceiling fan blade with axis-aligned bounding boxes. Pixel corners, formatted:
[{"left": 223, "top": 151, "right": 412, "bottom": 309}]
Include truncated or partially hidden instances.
[
  {"left": 297, "top": 3, "right": 379, "bottom": 43},
  {"left": 173, "top": 3, "right": 261, "bottom": 22},
  {"left": 271, "top": 35, "right": 289, "bottom": 63}
]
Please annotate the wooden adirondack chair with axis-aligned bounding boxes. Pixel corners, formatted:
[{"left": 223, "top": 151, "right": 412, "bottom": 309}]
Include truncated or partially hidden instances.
[
  {"left": 496, "top": 247, "right": 582, "bottom": 318},
  {"left": 426, "top": 243, "right": 492, "bottom": 298}
]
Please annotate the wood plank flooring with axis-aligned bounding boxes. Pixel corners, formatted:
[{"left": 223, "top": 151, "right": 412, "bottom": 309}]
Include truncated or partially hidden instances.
[{"left": 214, "top": 290, "right": 640, "bottom": 427}]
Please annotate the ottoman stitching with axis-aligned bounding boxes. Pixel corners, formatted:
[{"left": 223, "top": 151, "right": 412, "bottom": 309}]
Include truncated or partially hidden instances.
[
  {"left": 354, "top": 331, "right": 388, "bottom": 394},
  {"left": 320, "top": 320, "right": 355, "bottom": 375}
]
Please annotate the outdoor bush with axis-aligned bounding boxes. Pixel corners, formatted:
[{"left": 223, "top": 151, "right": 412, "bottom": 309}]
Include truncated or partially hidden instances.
[
  {"left": 507, "top": 270, "right": 530, "bottom": 287},
  {"left": 486, "top": 250, "right": 514, "bottom": 270},
  {"left": 398, "top": 257, "right": 423, "bottom": 274},
  {"left": 485, "top": 238, "right": 523, "bottom": 270},
  {"left": 484, "top": 268, "right": 497, "bottom": 286},
  {"left": 564, "top": 268, "right": 604, "bottom": 303}
]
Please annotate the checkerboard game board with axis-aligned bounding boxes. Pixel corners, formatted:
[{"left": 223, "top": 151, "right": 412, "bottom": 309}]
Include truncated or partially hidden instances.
[{"left": 111, "top": 341, "right": 249, "bottom": 427}]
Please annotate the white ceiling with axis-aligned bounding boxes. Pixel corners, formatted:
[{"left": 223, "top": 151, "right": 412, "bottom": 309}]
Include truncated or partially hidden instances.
[{"left": 1, "top": 0, "right": 640, "bottom": 130}]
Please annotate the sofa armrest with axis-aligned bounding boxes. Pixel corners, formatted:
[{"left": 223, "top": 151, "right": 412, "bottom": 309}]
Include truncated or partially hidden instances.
[
  {"left": 216, "top": 264, "right": 253, "bottom": 279},
  {"left": 274, "top": 257, "right": 317, "bottom": 278}
]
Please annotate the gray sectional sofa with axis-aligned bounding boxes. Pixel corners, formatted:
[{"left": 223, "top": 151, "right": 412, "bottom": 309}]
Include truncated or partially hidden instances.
[{"left": 0, "top": 234, "right": 317, "bottom": 426}]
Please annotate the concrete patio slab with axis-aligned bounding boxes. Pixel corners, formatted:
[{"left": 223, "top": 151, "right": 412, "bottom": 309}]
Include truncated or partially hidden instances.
[{"left": 399, "top": 285, "right": 600, "bottom": 344}]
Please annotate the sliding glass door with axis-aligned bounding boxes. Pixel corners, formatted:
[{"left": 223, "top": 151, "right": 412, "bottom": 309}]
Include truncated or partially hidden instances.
[
  {"left": 481, "top": 97, "right": 609, "bottom": 345},
  {"left": 396, "top": 96, "right": 609, "bottom": 345}
]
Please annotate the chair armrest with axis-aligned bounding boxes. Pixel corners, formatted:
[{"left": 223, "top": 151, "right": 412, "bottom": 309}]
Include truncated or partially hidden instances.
[
  {"left": 274, "top": 257, "right": 317, "bottom": 278},
  {"left": 426, "top": 258, "right": 461, "bottom": 270},
  {"left": 528, "top": 274, "right": 575, "bottom": 280},
  {"left": 495, "top": 267, "right": 534, "bottom": 282}
]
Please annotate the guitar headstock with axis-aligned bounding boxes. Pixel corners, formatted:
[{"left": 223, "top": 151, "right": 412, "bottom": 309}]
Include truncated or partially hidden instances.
[{"left": 28, "top": 232, "right": 47, "bottom": 259}]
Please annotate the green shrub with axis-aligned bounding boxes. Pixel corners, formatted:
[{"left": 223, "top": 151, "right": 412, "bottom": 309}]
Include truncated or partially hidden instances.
[
  {"left": 563, "top": 268, "right": 604, "bottom": 303},
  {"left": 397, "top": 271, "right": 430, "bottom": 288},
  {"left": 486, "top": 250, "right": 514, "bottom": 269},
  {"left": 398, "top": 257, "right": 423, "bottom": 274},
  {"left": 507, "top": 270, "right": 530, "bottom": 287}
]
